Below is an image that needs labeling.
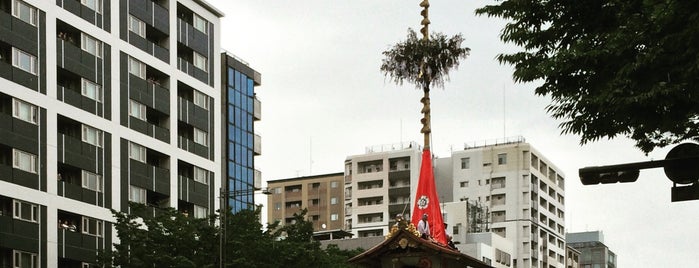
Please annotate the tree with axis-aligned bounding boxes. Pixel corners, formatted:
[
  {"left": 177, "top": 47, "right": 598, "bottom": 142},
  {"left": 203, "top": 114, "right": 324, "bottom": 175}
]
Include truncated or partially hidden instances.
[
  {"left": 476, "top": 0, "right": 699, "bottom": 153},
  {"left": 381, "top": 28, "right": 470, "bottom": 148},
  {"left": 100, "top": 205, "right": 362, "bottom": 267},
  {"left": 98, "top": 204, "right": 218, "bottom": 267}
]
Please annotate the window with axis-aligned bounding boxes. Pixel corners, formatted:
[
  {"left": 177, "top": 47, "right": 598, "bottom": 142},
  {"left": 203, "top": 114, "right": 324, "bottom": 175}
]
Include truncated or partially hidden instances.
[
  {"left": 460, "top": 181, "right": 468, "bottom": 187},
  {"left": 12, "top": 47, "right": 37, "bottom": 74},
  {"left": 274, "top": 187, "right": 282, "bottom": 194},
  {"left": 460, "top": 157, "right": 470, "bottom": 169},
  {"left": 128, "top": 99, "right": 147, "bottom": 120},
  {"left": 81, "top": 217, "right": 103, "bottom": 237},
  {"left": 12, "top": 0, "right": 37, "bottom": 26},
  {"left": 193, "top": 127, "right": 208, "bottom": 146},
  {"left": 81, "top": 0, "right": 102, "bottom": 13},
  {"left": 330, "top": 181, "right": 339, "bottom": 188},
  {"left": 81, "top": 78, "right": 102, "bottom": 102},
  {"left": 330, "top": 213, "right": 338, "bottom": 221},
  {"left": 82, "top": 125, "right": 103, "bottom": 147},
  {"left": 13, "top": 149, "right": 37, "bottom": 174},
  {"left": 81, "top": 170, "right": 102, "bottom": 192},
  {"left": 128, "top": 15, "right": 146, "bottom": 38},
  {"left": 13, "top": 200, "right": 38, "bottom": 222},
  {"left": 128, "top": 57, "right": 146, "bottom": 79},
  {"left": 193, "top": 90, "right": 208, "bottom": 109},
  {"left": 193, "top": 52, "right": 207, "bottom": 72},
  {"left": 12, "top": 99, "right": 37, "bottom": 124},
  {"left": 13, "top": 250, "right": 38, "bottom": 268},
  {"left": 330, "top": 197, "right": 338, "bottom": 205},
  {"left": 193, "top": 166, "right": 208, "bottom": 184},
  {"left": 498, "top": 153, "right": 507, "bottom": 165},
  {"left": 129, "top": 185, "right": 146, "bottom": 204},
  {"left": 81, "top": 33, "right": 102, "bottom": 57},
  {"left": 193, "top": 205, "right": 207, "bottom": 219},
  {"left": 128, "top": 142, "right": 146, "bottom": 163},
  {"left": 193, "top": 14, "right": 207, "bottom": 33},
  {"left": 274, "top": 202, "right": 281, "bottom": 210}
]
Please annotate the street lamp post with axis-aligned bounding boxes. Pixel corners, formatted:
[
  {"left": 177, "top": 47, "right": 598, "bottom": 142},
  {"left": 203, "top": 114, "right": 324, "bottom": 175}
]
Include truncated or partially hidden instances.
[{"left": 218, "top": 188, "right": 271, "bottom": 268}]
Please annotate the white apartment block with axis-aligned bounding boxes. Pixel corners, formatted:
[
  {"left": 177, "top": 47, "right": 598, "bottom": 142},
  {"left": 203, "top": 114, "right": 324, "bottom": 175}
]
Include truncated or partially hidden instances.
[
  {"left": 344, "top": 142, "right": 422, "bottom": 238},
  {"left": 450, "top": 138, "right": 567, "bottom": 268}
]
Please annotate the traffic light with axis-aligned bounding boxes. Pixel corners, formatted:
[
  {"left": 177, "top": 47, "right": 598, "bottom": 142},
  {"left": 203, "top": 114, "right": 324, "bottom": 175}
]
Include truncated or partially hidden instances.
[
  {"left": 579, "top": 167, "right": 640, "bottom": 185},
  {"left": 419, "top": 0, "right": 430, "bottom": 39}
]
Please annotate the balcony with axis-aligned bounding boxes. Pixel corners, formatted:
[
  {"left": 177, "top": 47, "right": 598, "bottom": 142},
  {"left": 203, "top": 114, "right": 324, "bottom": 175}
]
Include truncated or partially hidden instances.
[
  {"left": 128, "top": 159, "right": 170, "bottom": 195},
  {"left": 176, "top": 18, "right": 208, "bottom": 53},
  {"left": 0, "top": 8, "right": 38, "bottom": 48},
  {"left": 129, "top": 0, "right": 169, "bottom": 33},
  {"left": 128, "top": 32, "right": 169, "bottom": 63},
  {"left": 0, "top": 113, "right": 38, "bottom": 149},
  {"left": 57, "top": 228, "right": 102, "bottom": 262},
  {"left": 177, "top": 57, "right": 208, "bottom": 83},
  {"left": 128, "top": 74, "right": 170, "bottom": 114},
  {"left": 177, "top": 136, "right": 208, "bottom": 158},
  {"left": 177, "top": 97, "right": 209, "bottom": 129},
  {"left": 57, "top": 85, "right": 105, "bottom": 117},
  {"left": 0, "top": 214, "right": 40, "bottom": 250},
  {"left": 178, "top": 175, "right": 209, "bottom": 207},
  {"left": 57, "top": 38, "right": 100, "bottom": 80},
  {"left": 253, "top": 96, "right": 261, "bottom": 120},
  {"left": 57, "top": 181, "right": 103, "bottom": 206},
  {"left": 57, "top": 134, "right": 100, "bottom": 171},
  {"left": 129, "top": 116, "right": 169, "bottom": 143},
  {"left": 254, "top": 169, "right": 262, "bottom": 189},
  {"left": 0, "top": 163, "right": 39, "bottom": 190},
  {"left": 57, "top": 0, "right": 107, "bottom": 29},
  {"left": 253, "top": 133, "right": 261, "bottom": 155}
]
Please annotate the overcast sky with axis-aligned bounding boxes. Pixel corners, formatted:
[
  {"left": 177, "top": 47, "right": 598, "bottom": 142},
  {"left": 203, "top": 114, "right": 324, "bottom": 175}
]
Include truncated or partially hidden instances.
[{"left": 210, "top": 1, "right": 699, "bottom": 266}]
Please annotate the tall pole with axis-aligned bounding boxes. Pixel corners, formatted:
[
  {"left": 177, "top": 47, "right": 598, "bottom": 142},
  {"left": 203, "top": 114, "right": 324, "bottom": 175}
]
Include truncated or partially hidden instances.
[{"left": 419, "top": 0, "right": 431, "bottom": 149}]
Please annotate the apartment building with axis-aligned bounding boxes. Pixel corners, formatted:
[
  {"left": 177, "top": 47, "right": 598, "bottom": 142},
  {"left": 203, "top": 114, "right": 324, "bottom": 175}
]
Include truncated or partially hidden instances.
[
  {"left": 566, "top": 231, "right": 616, "bottom": 268},
  {"left": 267, "top": 173, "right": 345, "bottom": 232},
  {"left": 0, "top": 0, "right": 232, "bottom": 266},
  {"left": 343, "top": 142, "right": 422, "bottom": 238},
  {"left": 451, "top": 138, "right": 567, "bottom": 268},
  {"left": 221, "top": 53, "right": 262, "bottom": 213}
]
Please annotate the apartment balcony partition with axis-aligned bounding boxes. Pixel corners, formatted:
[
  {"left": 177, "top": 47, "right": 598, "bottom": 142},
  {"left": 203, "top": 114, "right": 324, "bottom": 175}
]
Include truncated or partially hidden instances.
[
  {"left": 58, "top": 0, "right": 110, "bottom": 29},
  {"left": 0, "top": 9, "right": 39, "bottom": 50},
  {"left": 176, "top": 18, "right": 208, "bottom": 54},
  {"left": 129, "top": 0, "right": 169, "bottom": 33},
  {"left": 177, "top": 57, "right": 208, "bottom": 83},
  {"left": 178, "top": 175, "right": 209, "bottom": 207},
  {"left": 56, "top": 134, "right": 101, "bottom": 172},
  {"left": 57, "top": 181, "right": 104, "bottom": 206},
  {"left": 57, "top": 38, "right": 103, "bottom": 81},
  {"left": 56, "top": 228, "right": 104, "bottom": 263},
  {"left": 128, "top": 32, "right": 169, "bottom": 63},
  {"left": 57, "top": 85, "right": 105, "bottom": 117},
  {"left": 128, "top": 74, "right": 169, "bottom": 114},
  {"left": 0, "top": 113, "right": 39, "bottom": 151},
  {"left": 0, "top": 214, "right": 40, "bottom": 251},
  {"left": 129, "top": 117, "right": 169, "bottom": 143},
  {"left": 177, "top": 97, "right": 208, "bottom": 130},
  {"left": 128, "top": 159, "right": 169, "bottom": 195},
  {"left": 177, "top": 136, "right": 208, "bottom": 158}
]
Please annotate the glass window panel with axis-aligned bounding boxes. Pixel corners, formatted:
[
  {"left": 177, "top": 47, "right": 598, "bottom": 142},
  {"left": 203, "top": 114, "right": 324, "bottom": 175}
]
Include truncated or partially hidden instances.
[
  {"left": 81, "top": 78, "right": 102, "bottom": 102},
  {"left": 193, "top": 14, "right": 207, "bottom": 33},
  {"left": 12, "top": 47, "right": 37, "bottom": 74},
  {"left": 12, "top": 0, "right": 37, "bottom": 26}
]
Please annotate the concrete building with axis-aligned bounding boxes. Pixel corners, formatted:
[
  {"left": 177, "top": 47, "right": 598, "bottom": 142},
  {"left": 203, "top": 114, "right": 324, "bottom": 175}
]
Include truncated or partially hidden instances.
[
  {"left": 566, "top": 245, "right": 581, "bottom": 268},
  {"left": 343, "top": 142, "right": 422, "bottom": 238},
  {"left": 566, "top": 231, "right": 617, "bottom": 268},
  {"left": 0, "top": 0, "right": 252, "bottom": 266},
  {"left": 450, "top": 137, "right": 567, "bottom": 268},
  {"left": 267, "top": 173, "right": 345, "bottom": 232}
]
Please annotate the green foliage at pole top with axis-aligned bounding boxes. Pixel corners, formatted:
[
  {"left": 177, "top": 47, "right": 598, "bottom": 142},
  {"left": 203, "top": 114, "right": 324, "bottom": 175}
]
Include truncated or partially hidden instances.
[
  {"left": 476, "top": 0, "right": 699, "bottom": 153},
  {"left": 381, "top": 28, "right": 470, "bottom": 89}
]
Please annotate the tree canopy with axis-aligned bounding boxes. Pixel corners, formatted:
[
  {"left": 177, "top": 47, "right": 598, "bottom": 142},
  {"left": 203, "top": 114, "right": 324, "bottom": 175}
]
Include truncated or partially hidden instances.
[
  {"left": 476, "top": 0, "right": 699, "bottom": 153},
  {"left": 99, "top": 205, "right": 362, "bottom": 268}
]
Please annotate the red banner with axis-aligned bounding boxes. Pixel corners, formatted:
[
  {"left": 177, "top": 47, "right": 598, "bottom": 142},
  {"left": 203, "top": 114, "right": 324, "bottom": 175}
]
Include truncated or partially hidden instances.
[{"left": 411, "top": 149, "right": 446, "bottom": 245}]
